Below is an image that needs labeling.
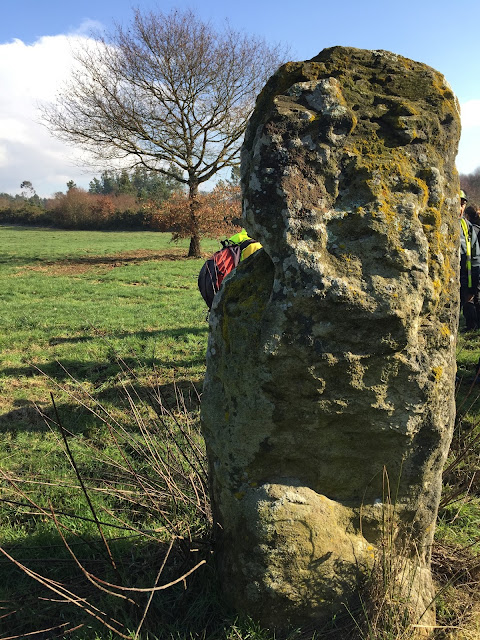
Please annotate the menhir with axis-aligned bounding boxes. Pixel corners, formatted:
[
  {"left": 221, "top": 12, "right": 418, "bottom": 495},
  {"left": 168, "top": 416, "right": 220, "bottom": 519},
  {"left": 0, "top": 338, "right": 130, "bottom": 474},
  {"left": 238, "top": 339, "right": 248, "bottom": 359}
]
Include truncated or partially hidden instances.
[{"left": 201, "top": 46, "right": 461, "bottom": 634}]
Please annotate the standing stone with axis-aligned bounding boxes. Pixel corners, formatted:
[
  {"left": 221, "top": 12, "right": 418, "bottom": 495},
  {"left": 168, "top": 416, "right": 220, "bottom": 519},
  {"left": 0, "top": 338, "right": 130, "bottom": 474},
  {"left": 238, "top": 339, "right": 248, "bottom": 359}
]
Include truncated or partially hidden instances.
[{"left": 201, "top": 46, "right": 461, "bottom": 631}]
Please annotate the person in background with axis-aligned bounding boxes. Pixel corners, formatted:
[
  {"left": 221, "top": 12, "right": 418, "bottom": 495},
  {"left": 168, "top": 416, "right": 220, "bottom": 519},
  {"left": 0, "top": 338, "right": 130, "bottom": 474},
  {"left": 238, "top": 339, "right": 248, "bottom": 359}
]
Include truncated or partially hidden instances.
[
  {"left": 460, "top": 189, "right": 468, "bottom": 217},
  {"left": 465, "top": 203, "right": 480, "bottom": 226},
  {"left": 460, "top": 194, "right": 480, "bottom": 331}
]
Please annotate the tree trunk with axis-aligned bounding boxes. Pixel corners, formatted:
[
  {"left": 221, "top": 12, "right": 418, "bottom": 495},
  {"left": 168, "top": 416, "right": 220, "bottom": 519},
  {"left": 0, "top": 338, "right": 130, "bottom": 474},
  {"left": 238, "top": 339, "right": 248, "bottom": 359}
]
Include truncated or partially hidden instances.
[
  {"left": 188, "top": 233, "right": 201, "bottom": 258},
  {"left": 187, "top": 179, "right": 201, "bottom": 258}
]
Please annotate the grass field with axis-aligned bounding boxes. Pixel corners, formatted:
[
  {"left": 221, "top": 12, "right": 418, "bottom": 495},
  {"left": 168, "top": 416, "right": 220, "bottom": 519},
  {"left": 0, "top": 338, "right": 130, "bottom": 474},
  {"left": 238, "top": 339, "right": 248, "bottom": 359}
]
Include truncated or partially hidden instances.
[
  {"left": 0, "top": 226, "right": 219, "bottom": 639},
  {"left": 0, "top": 226, "right": 219, "bottom": 428},
  {"left": 0, "top": 225, "right": 479, "bottom": 639}
]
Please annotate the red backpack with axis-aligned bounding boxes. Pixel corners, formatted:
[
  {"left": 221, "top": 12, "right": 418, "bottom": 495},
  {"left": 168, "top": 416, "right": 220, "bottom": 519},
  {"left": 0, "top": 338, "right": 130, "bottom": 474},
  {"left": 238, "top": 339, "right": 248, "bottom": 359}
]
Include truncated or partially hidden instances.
[{"left": 197, "top": 239, "right": 254, "bottom": 310}]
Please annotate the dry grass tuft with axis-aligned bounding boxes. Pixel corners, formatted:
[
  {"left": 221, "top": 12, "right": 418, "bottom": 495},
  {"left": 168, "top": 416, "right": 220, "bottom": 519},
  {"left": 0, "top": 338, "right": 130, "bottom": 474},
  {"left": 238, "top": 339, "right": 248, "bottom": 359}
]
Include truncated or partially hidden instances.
[{"left": 431, "top": 541, "right": 480, "bottom": 640}]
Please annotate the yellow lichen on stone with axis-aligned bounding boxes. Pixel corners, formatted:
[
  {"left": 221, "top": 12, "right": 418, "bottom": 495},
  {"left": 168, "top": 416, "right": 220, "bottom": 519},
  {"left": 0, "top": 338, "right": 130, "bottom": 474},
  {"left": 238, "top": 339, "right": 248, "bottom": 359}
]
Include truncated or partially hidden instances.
[
  {"left": 432, "top": 366, "right": 443, "bottom": 381},
  {"left": 440, "top": 324, "right": 451, "bottom": 338}
]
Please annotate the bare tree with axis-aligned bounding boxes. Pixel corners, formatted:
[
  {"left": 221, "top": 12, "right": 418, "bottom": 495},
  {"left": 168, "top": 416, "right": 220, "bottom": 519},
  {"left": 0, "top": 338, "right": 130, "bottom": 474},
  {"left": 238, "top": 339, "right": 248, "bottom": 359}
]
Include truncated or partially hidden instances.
[{"left": 41, "top": 9, "right": 287, "bottom": 256}]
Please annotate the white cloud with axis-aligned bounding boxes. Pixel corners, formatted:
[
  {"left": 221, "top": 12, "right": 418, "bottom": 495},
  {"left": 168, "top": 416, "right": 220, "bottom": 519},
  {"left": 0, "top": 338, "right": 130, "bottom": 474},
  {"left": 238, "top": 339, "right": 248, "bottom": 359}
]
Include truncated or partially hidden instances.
[
  {"left": 0, "top": 118, "right": 30, "bottom": 144},
  {"left": 460, "top": 100, "right": 480, "bottom": 128},
  {"left": 71, "top": 19, "right": 104, "bottom": 38},
  {"left": 0, "top": 144, "right": 8, "bottom": 167},
  {"left": 457, "top": 100, "right": 480, "bottom": 175},
  {"left": 0, "top": 33, "right": 99, "bottom": 197}
]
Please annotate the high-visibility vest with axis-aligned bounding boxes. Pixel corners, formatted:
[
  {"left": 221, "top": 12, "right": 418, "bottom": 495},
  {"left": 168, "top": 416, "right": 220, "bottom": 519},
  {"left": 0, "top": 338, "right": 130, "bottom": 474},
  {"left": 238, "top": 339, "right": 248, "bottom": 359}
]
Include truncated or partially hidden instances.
[
  {"left": 228, "top": 229, "right": 262, "bottom": 261},
  {"left": 461, "top": 217, "right": 472, "bottom": 288}
]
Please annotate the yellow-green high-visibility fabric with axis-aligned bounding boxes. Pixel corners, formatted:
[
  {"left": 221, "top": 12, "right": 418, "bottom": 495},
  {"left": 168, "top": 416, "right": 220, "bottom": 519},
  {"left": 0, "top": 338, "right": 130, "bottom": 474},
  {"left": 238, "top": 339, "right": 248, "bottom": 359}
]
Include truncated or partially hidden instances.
[
  {"left": 461, "top": 217, "right": 472, "bottom": 288},
  {"left": 228, "top": 229, "right": 262, "bottom": 261},
  {"left": 242, "top": 241, "right": 262, "bottom": 259},
  {"left": 228, "top": 229, "right": 251, "bottom": 245}
]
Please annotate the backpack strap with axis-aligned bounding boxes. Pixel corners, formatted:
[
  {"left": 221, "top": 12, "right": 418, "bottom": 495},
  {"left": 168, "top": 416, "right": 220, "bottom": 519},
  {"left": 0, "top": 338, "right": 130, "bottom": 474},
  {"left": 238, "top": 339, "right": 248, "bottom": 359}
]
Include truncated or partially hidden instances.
[
  {"left": 461, "top": 217, "right": 472, "bottom": 288},
  {"left": 238, "top": 238, "right": 255, "bottom": 252},
  {"left": 220, "top": 238, "right": 240, "bottom": 248},
  {"left": 220, "top": 237, "right": 255, "bottom": 254}
]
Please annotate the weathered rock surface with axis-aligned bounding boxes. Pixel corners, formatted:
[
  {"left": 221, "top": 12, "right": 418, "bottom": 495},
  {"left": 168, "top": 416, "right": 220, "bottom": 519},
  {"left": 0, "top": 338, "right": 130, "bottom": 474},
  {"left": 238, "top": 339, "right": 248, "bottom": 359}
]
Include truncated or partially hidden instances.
[{"left": 201, "top": 46, "right": 461, "bottom": 631}]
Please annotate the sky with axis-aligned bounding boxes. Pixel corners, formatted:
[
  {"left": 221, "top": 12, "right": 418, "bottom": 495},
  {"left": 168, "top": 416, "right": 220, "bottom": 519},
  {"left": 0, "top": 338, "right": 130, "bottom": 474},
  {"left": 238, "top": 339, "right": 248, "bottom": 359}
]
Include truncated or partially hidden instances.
[{"left": 1, "top": 0, "right": 479, "bottom": 198}]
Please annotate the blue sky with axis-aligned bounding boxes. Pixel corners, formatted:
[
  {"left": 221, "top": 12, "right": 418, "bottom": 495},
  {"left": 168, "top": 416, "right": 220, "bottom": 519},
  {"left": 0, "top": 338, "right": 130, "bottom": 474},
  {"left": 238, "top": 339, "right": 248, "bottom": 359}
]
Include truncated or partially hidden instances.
[{"left": 1, "top": 0, "right": 479, "bottom": 197}]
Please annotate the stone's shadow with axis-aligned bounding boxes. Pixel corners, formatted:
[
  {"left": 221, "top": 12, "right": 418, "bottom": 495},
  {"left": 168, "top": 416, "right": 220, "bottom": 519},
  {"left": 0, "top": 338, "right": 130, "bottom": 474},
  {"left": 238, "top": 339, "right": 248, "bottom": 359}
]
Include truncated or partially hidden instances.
[
  {"left": 48, "top": 335, "right": 92, "bottom": 345},
  {"left": 1, "top": 326, "right": 207, "bottom": 428}
]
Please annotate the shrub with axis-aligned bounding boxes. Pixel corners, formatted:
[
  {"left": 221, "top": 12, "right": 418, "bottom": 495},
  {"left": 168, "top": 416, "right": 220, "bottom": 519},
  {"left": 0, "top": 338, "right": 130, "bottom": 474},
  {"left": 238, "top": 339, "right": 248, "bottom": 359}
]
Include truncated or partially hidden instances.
[
  {"left": 151, "top": 182, "right": 241, "bottom": 241},
  {"left": 47, "top": 189, "right": 142, "bottom": 230}
]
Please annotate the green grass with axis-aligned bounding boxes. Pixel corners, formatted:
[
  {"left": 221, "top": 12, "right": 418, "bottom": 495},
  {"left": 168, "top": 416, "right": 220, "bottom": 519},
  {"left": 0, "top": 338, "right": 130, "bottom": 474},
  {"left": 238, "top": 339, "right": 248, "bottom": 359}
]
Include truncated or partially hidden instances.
[
  {"left": 0, "top": 225, "right": 219, "bottom": 638},
  {"left": 0, "top": 226, "right": 218, "bottom": 429}
]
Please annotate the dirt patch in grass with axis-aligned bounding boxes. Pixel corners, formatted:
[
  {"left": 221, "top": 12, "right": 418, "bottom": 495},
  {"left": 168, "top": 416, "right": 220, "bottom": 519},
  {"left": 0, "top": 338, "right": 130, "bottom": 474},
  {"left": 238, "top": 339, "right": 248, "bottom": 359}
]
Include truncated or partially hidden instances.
[{"left": 15, "top": 248, "right": 188, "bottom": 276}]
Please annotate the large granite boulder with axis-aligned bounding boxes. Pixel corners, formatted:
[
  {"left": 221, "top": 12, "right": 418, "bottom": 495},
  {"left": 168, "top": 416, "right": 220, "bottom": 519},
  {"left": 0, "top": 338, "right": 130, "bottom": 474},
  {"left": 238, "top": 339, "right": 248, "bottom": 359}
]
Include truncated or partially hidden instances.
[{"left": 201, "top": 46, "right": 461, "bottom": 632}]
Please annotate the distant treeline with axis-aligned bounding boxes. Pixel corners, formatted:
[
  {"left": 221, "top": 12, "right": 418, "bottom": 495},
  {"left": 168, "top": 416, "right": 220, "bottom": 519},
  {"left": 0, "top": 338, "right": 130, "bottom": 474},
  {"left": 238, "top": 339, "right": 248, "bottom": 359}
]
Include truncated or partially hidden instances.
[
  {"left": 0, "top": 168, "right": 183, "bottom": 231},
  {"left": 460, "top": 168, "right": 480, "bottom": 206},
  {"left": 0, "top": 168, "right": 242, "bottom": 242}
]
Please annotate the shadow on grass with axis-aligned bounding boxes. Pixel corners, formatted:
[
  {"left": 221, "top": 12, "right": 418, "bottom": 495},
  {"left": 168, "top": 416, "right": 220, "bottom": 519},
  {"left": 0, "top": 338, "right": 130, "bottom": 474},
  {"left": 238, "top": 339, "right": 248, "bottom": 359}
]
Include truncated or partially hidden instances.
[
  {"left": 0, "top": 529, "right": 220, "bottom": 640},
  {"left": 0, "top": 325, "right": 208, "bottom": 433},
  {"left": 2, "top": 326, "right": 208, "bottom": 389},
  {"left": 47, "top": 325, "right": 208, "bottom": 346},
  {"left": 0, "top": 363, "right": 219, "bottom": 637},
  {"left": 2, "top": 356, "right": 206, "bottom": 383},
  {"left": 0, "top": 374, "right": 203, "bottom": 435}
]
